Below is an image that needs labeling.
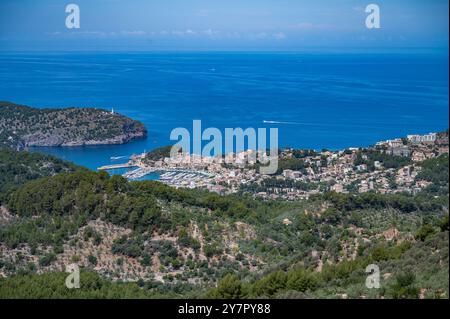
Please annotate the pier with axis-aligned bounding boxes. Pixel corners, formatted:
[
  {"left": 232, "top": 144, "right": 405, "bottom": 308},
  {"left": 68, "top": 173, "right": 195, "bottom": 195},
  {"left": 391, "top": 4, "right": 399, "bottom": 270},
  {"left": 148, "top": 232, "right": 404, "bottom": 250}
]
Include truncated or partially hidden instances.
[
  {"left": 123, "top": 167, "right": 158, "bottom": 179},
  {"left": 97, "top": 163, "right": 135, "bottom": 171}
]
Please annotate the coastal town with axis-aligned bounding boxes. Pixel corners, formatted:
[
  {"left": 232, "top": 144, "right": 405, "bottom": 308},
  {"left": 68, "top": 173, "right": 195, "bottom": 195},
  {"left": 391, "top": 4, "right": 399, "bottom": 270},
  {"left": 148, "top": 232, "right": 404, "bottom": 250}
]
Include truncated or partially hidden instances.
[{"left": 99, "top": 131, "right": 449, "bottom": 201}]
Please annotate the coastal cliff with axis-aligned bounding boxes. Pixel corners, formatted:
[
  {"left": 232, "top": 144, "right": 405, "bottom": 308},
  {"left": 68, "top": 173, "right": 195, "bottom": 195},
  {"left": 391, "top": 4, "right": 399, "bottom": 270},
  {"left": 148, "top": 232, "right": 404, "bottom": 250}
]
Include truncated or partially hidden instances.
[{"left": 0, "top": 102, "right": 147, "bottom": 150}]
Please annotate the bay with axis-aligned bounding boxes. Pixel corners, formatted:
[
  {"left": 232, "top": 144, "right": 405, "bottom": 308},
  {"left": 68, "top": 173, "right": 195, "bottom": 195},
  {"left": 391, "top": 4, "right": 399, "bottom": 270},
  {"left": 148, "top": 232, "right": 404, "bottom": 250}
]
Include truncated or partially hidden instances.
[{"left": 0, "top": 51, "right": 448, "bottom": 170}]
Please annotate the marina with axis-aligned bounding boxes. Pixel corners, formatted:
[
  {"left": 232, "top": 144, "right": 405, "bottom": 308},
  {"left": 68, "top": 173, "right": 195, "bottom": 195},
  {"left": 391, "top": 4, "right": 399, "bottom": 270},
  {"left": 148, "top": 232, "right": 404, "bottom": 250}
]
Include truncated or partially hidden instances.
[
  {"left": 122, "top": 166, "right": 212, "bottom": 183},
  {"left": 98, "top": 160, "right": 213, "bottom": 187}
]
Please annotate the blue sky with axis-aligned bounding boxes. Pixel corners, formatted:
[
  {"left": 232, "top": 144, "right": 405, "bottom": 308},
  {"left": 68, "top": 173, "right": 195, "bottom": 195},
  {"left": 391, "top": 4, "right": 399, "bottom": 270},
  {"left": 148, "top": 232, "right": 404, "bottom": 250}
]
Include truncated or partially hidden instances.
[{"left": 0, "top": 0, "right": 448, "bottom": 51}]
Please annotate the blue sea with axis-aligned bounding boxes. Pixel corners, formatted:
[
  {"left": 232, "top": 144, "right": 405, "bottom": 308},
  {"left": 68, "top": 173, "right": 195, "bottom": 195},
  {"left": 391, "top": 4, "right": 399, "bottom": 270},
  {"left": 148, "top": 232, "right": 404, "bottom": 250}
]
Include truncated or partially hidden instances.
[{"left": 0, "top": 51, "right": 448, "bottom": 170}]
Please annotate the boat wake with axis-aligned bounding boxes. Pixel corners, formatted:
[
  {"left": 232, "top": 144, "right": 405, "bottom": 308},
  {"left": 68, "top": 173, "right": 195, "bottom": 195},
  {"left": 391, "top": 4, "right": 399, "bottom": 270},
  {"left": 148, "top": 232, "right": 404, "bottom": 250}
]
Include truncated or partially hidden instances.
[
  {"left": 110, "top": 156, "right": 128, "bottom": 160},
  {"left": 263, "top": 120, "right": 301, "bottom": 125}
]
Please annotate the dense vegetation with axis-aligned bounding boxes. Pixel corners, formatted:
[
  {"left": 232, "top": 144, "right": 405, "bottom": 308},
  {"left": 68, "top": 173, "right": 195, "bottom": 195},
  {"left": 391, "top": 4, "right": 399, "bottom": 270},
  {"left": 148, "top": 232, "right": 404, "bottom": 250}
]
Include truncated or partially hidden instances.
[
  {"left": 1, "top": 225, "right": 447, "bottom": 299},
  {"left": 276, "top": 157, "right": 311, "bottom": 174},
  {"left": 240, "top": 177, "right": 317, "bottom": 193},
  {"left": 0, "top": 149, "right": 83, "bottom": 202},
  {"left": 417, "top": 154, "right": 449, "bottom": 195},
  {"left": 6, "top": 172, "right": 162, "bottom": 233},
  {"left": 317, "top": 191, "right": 447, "bottom": 214},
  {"left": 0, "top": 147, "right": 448, "bottom": 299},
  {"left": 207, "top": 229, "right": 448, "bottom": 299},
  {"left": 0, "top": 270, "right": 177, "bottom": 298},
  {"left": 355, "top": 149, "right": 412, "bottom": 171},
  {"left": 145, "top": 146, "right": 173, "bottom": 161}
]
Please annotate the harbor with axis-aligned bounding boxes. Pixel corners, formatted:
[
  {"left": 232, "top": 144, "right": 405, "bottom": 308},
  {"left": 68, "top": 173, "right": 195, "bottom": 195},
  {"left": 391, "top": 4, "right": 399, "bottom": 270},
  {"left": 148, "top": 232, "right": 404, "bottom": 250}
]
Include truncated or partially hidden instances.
[{"left": 98, "top": 158, "right": 213, "bottom": 188}]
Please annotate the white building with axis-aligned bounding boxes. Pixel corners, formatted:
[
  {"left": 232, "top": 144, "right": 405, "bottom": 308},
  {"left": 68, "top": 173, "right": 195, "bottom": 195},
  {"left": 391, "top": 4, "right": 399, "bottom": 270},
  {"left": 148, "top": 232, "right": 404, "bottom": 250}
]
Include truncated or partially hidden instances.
[{"left": 407, "top": 133, "right": 437, "bottom": 144}]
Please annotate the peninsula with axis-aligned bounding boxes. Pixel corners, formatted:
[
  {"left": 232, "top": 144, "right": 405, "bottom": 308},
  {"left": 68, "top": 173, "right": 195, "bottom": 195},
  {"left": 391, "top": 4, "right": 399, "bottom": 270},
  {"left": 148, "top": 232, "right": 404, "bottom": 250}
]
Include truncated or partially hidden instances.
[{"left": 0, "top": 102, "right": 147, "bottom": 150}]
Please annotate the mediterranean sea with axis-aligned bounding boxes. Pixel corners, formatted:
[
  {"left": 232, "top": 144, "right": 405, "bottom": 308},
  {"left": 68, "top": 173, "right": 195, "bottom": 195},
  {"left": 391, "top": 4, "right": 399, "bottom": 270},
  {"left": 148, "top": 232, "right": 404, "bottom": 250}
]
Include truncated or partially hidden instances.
[{"left": 0, "top": 51, "right": 448, "bottom": 170}]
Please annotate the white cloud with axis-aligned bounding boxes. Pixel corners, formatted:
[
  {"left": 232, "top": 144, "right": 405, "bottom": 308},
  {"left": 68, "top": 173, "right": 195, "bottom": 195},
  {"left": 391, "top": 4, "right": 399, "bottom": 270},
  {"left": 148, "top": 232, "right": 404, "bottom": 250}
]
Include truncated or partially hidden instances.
[
  {"left": 48, "top": 28, "right": 286, "bottom": 41},
  {"left": 289, "top": 22, "right": 335, "bottom": 30},
  {"left": 248, "top": 32, "right": 287, "bottom": 40},
  {"left": 171, "top": 30, "right": 184, "bottom": 36},
  {"left": 120, "top": 30, "right": 147, "bottom": 36},
  {"left": 167, "top": 29, "right": 220, "bottom": 37},
  {"left": 46, "top": 30, "right": 147, "bottom": 38},
  {"left": 201, "top": 29, "right": 220, "bottom": 37}
]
